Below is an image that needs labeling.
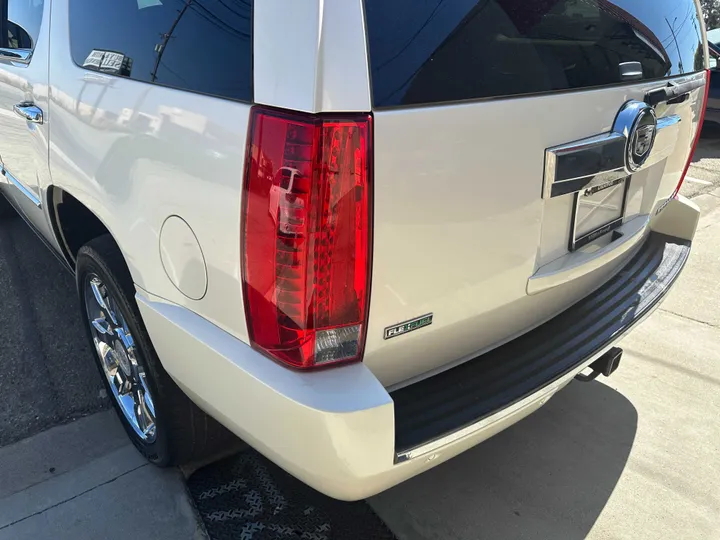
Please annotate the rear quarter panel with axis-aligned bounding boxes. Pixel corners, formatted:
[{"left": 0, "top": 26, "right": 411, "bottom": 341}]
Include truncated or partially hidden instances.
[{"left": 47, "top": 0, "right": 251, "bottom": 341}]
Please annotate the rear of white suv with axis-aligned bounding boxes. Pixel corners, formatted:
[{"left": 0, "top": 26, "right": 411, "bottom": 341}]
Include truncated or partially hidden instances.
[
  {"left": 0, "top": 0, "right": 709, "bottom": 501},
  {"left": 143, "top": 0, "right": 709, "bottom": 499}
]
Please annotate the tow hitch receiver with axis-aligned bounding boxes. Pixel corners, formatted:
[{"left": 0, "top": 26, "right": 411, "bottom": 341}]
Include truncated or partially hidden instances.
[{"left": 575, "top": 347, "right": 623, "bottom": 382}]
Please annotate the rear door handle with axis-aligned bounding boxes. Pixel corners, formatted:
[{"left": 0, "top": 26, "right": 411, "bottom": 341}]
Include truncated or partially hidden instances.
[{"left": 13, "top": 103, "right": 43, "bottom": 124}]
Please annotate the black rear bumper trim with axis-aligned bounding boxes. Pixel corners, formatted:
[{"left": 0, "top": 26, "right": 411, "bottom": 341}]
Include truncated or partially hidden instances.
[{"left": 391, "top": 233, "right": 690, "bottom": 457}]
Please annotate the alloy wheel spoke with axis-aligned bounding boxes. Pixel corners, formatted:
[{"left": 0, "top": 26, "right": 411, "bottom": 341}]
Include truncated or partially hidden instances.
[
  {"left": 105, "top": 295, "right": 120, "bottom": 327},
  {"left": 93, "top": 325, "right": 117, "bottom": 354},
  {"left": 97, "top": 341, "right": 118, "bottom": 373},
  {"left": 139, "top": 373, "right": 155, "bottom": 416},
  {"left": 118, "top": 394, "right": 140, "bottom": 430},
  {"left": 86, "top": 274, "right": 157, "bottom": 442},
  {"left": 110, "top": 366, "right": 131, "bottom": 396},
  {"left": 92, "top": 317, "right": 114, "bottom": 336},
  {"left": 90, "top": 279, "right": 108, "bottom": 311},
  {"left": 116, "top": 327, "right": 134, "bottom": 350},
  {"left": 90, "top": 278, "right": 118, "bottom": 326},
  {"left": 134, "top": 389, "right": 156, "bottom": 436}
]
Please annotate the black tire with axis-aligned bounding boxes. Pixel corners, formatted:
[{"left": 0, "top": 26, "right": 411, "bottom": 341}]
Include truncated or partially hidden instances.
[{"left": 76, "top": 235, "right": 238, "bottom": 466}]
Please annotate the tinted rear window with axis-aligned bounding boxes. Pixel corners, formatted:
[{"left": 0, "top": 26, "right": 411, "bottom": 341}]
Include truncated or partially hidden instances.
[
  {"left": 365, "top": 0, "right": 705, "bottom": 108},
  {"left": 70, "top": 0, "right": 252, "bottom": 103}
]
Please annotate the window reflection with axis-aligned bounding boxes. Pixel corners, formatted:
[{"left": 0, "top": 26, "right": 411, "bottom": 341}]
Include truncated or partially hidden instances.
[
  {"left": 70, "top": 0, "right": 252, "bottom": 103},
  {"left": 4, "top": 0, "right": 44, "bottom": 50},
  {"left": 7, "top": 21, "right": 33, "bottom": 49},
  {"left": 83, "top": 50, "right": 133, "bottom": 77},
  {"left": 365, "top": 0, "right": 704, "bottom": 107}
]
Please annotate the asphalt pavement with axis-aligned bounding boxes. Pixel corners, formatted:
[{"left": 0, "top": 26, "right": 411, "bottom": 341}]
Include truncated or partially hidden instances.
[{"left": 0, "top": 215, "right": 107, "bottom": 447}]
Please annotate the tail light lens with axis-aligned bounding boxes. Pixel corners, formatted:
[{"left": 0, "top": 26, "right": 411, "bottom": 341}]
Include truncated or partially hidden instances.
[
  {"left": 674, "top": 69, "right": 711, "bottom": 197},
  {"left": 241, "top": 107, "right": 372, "bottom": 369}
]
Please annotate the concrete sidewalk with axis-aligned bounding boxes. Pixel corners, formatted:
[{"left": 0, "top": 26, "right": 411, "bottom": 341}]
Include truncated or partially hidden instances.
[{"left": 0, "top": 411, "right": 204, "bottom": 540}]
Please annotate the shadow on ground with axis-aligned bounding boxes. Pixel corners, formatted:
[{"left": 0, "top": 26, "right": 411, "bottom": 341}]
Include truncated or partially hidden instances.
[
  {"left": 0, "top": 213, "right": 108, "bottom": 447},
  {"left": 700, "top": 121, "right": 720, "bottom": 140},
  {"left": 693, "top": 126, "right": 720, "bottom": 166},
  {"left": 370, "top": 380, "right": 637, "bottom": 540}
]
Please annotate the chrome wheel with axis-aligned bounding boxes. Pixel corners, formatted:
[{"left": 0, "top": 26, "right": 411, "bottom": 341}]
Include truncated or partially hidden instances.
[{"left": 84, "top": 275, "right": 157, "bottom": 442}]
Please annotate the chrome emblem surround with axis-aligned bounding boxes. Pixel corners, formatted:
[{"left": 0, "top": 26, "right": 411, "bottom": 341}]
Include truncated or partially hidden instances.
[
  {"left": 626, "top": 107, "right": 658, "bottom": 171},
  {"left": 612, "top": 101, "right": 658, "bottom": 173}
]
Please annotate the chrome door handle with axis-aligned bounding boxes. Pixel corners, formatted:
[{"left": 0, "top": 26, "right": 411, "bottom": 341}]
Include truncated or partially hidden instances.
[
  {"left": 0, "top": 48, "right": 31, "bottom": 63},
  {"left": 13, "top": 103, "right": 43, "bottom": 124}
]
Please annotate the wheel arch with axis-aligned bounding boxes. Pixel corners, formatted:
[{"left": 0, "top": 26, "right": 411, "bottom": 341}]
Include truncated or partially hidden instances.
[{"left": 47, "top": 185, "right": 121, "bottom": 272}]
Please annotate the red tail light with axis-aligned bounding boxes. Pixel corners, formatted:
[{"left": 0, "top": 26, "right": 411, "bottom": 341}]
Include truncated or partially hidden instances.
[
  {"left": 674, "top": 69, "right": 711, "bottom": 197},
  {"left": 241, "top": 107, "right": 372, "bottom": 369}
]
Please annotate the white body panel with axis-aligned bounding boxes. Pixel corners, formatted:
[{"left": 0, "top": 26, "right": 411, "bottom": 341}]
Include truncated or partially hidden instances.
[
  {"left": 253, "top": 0, "right": 371, "bottom": 113},
  {"left": 365, "top": 81, "right": 704, "bottom": 387},
  {"left": 0, "top": 0, "right": 56, "bottom": 244},
  {"left": 135, "top": 289, "right": 619, "bottom": 500},
  {"left": 47, "top": 0, "right": 251, "bottom": 341}
]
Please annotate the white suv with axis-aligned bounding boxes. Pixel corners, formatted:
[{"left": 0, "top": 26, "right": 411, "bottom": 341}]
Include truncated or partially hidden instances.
[{"left": 0, "top": 0, "right": 710, "bottom": 500}]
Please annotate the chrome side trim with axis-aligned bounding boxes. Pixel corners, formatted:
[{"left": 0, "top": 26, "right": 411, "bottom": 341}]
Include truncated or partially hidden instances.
[{"left": 3, "top": 169, "right": 41, "bottom": 207}]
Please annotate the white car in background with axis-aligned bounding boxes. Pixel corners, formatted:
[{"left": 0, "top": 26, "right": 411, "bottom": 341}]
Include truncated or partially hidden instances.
[{"left": 0, "top": 0, "right": 711, "bottom": 500}]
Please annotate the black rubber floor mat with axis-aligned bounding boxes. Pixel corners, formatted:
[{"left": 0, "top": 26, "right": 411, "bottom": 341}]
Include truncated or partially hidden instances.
[{"left": 187, "top": 450, "right": 396, "bottom": 540}]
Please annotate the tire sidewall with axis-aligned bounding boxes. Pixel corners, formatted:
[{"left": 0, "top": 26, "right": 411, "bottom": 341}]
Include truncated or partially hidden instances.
[
  {"left": 76, "top": 247, "right": 172, "bottom": 465},
  {"left": 0, "top": 194, "right": 14, "bottom": 219}
]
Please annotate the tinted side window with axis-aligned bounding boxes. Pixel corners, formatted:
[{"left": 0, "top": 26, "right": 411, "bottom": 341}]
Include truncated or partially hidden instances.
[
  {"left": 70, "top": 0, "right": 252, "bottom": 103},
  {"left": 4, "top": 0, "right": 44, "bottom": 50},
  {"left": 365, "top": 0, "right": 705, "bottom": 108}
]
